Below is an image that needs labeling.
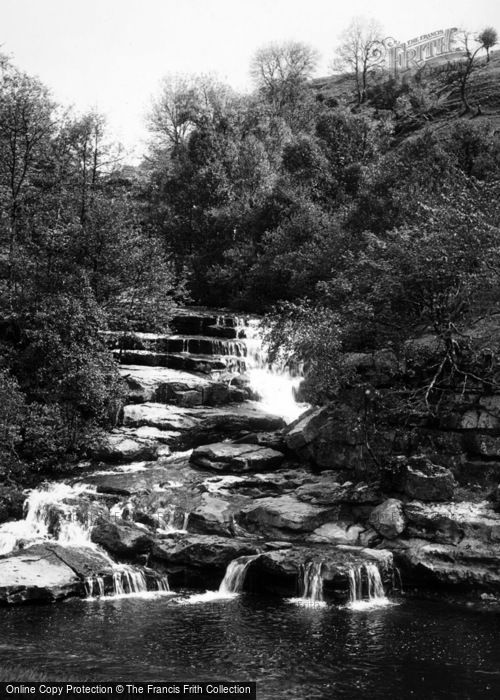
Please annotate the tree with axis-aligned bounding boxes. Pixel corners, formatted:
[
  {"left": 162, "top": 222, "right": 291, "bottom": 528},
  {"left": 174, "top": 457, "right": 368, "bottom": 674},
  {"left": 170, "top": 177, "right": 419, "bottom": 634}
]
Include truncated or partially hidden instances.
[
  {"left": 478, "top": 26, "right": 498, "bottom": 63},
  {"left": 0, "top": 60, "right": 55, "bottom": 301},
  {"left": 148, "top": 74, "right": 235, "bottom": 153},
  {"left": 452, "top": 28, "right": 498, "bottom": 112},
  {"left": 250, "top": 41, "right": 319, "bottom": 128},
  {"left": 333, "top": 18, "right": 386, "bottom": 105}
]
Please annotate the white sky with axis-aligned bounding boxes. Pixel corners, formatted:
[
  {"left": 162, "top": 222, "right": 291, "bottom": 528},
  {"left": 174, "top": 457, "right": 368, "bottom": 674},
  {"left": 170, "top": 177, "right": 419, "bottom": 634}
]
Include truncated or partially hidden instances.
[{"left": 2, "top": 0, "right": 499, "bottom": 159}]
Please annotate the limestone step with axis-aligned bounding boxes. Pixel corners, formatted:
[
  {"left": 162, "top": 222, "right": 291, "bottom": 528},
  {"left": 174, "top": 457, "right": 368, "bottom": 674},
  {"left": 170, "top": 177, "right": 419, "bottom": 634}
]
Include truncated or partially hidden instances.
[
  {"left": 121, "top": 402, "right": 285, "bottom": 449},
  {"left": 103, "top": 331, "right": 249, "bottom": 357},
  {"left": 119, "top": 364, "right": 253, "bottom": 406},
  {"left": 113, "top": 350, "right": 247, "bottom": 373}
]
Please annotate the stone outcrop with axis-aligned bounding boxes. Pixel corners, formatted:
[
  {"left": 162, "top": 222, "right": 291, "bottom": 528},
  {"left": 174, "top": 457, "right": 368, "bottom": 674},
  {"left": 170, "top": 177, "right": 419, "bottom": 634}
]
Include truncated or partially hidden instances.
[
  {"left": 391, "top": 538, "right": 500, "bottom": 592},
  {"left": 151, "top": 534, "right": 261, "bottom": 570},
  {"left": 0, "top": 544, "right": 114, "bottom": 604},
  {"left": 240, "top": 495, "right": 339, "bottom": 539},
  {"left": 285, "top": 405, "right": 365, "bottom": 471},
  {"left": 188, "top": 494, "right": 237, "bottom": 536},
  {"left": 89, "top": 433, "right": 159, "bottom": 464},
  {"left": 91, "top": 518, "right": 154, "bottom": 556},
  {"left": 190, "top": 442, "right": 284, "bottom": 473},
  {"left": 123, "top": 403, "right": 284, "bottom": 449},
  {"left": 245, "top": 545, "right": 393, "bottom": 599}
]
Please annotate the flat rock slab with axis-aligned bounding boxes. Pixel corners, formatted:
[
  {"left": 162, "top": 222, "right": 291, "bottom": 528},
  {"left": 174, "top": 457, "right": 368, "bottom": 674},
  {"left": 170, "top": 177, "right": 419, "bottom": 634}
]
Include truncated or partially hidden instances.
[
  {"left": 240, "top": 495, "right": 339, "bottom": 538},
  {"left": 82, "top": 464, "right": 199, "bottom": 496},
  {"left": 122, "top": 402, "right": 284, "bottom": 448},
  {"left": 152, "top": 534, "right": 260, "bottom": 568},
  {"left": 190, "top": 442, "right": 284, "bottom": 473},
  {"left": 119, "top": 364, "right": 211, "bottom": 403},
  {"left": 0, "top": 544, "right": 113, "bottom": 604}
]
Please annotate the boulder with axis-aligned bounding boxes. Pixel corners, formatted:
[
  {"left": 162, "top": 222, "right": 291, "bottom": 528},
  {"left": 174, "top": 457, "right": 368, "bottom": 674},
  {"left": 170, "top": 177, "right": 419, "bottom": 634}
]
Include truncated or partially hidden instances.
[
  {"left": 90, "top": 434, "right": 158, "bottom": 464},
  {"left": 240, "top": 495, "right": 339, "bottom": 538},
  {"left": 91, "top": 518, "right": 154, "bottom": 556},
  {"left": 190, "top": 442, "right": 284, "bottom": 473},
  {"left": 402, "top": 457, "right": 456, "bottom": 502},
  {"left": 369, "top": 499, "right": 405, "bottom": 539},
  {"left": 152, "top": 534, "right": 260, "bottom": 569},
  {"left": 285, "top": 405, "right": 364, "bottom": 470},
  {"left": 188, "top": 495, "right": 236, "bottom": 536}
]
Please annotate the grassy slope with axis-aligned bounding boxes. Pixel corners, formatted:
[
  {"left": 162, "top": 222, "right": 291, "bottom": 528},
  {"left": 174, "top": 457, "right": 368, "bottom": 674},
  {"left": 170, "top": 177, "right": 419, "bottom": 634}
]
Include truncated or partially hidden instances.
[{"left": 311, "top": 51, "right": 500, "bottom": 135}]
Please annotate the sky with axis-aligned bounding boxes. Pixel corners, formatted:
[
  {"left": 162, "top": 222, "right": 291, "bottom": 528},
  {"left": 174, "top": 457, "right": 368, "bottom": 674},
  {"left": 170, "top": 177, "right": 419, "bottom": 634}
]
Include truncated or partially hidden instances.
[{"left": 2, "top": 0, "right": 499, "bottom": 159}]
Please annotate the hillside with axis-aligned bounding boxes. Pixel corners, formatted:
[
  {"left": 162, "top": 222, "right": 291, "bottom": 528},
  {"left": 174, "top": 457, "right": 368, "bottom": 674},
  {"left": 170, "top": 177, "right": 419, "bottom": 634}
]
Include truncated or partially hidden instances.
[{"left": 311, "top": 50, "right": 500, "bottom": 130}]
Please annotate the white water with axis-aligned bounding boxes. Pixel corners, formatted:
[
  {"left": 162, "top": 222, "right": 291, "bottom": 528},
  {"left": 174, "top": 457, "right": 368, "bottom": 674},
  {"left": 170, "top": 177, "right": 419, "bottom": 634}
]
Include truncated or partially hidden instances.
[
  {"left": 347, "top": 563, "right": 392, "bottom": 611},
  {"left": 84, "top": 567, "right": 172, "bottom": 601},
  {"left": 0, "top": 482, "right": 172, "bottom": 601},
  {"left": 0, "top": 482, "right": 96, "bottom": 555},
  {"left": 243, "top": 320, "right": 308, "bottom": 424},
  {"left": 177, "top": 554, "right": 259, "bottom": 605},
  {"left": 289, "top": 561, "right": 327, "bottom": 608}
]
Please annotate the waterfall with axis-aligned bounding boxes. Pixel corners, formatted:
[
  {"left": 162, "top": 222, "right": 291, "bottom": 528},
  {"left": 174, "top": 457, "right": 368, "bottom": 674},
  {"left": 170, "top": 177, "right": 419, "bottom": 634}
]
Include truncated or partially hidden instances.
[
  {"left": 176, "top": 554, "right": 258, "bottom": 604},
  {"left": 218, "top": 554, "right": 257, "bottom": 594},
  {"left": 0, "top": 483, "right": 95, "bottom": 555},
  {"left": 289, "top": 561, "right": 327, "bottom": 607},
  {"left": 244, "top": 320, "right": 308, "bottom": 423},
  {"left": 84, "top": 568, "right": 171, "bottom": 600},
  {"left": 347, "top": 562, "right": 391, "bottom": 610}
]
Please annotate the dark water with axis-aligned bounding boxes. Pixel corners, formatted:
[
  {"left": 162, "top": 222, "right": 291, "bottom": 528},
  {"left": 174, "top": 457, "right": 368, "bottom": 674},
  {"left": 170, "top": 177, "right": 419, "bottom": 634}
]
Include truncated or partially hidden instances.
[{"left": 1, "top": 594, "right": 499, "bottom": 699}]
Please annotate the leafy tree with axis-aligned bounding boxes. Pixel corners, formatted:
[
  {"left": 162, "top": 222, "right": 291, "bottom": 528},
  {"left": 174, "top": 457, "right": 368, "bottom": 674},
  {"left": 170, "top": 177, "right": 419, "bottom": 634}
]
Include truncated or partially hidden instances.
[
  {"left": 332, "top": 18, "right": 387, "bottom": 105},
  {"left": 250, "top": 41, "right": 319, "bottom": 129},
  {"left": 478, "top": 27, "right": 498, "bottom": 62}
]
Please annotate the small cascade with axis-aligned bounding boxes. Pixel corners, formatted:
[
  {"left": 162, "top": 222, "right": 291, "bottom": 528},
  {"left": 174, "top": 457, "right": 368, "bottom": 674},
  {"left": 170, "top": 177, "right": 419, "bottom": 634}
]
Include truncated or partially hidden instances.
[
  {"left": 0, "top": 482, "right": 96, "bottom": 555},
  {"left": 290, "top": 561, "right": 326, "bottom": 608},
  {"left": 84, "top": 569, "right": 171, "bottom": 600},
  {"left": 84, "top": 575, "right": 105, "bottom": 599},
  {"left": 347, "top": 562, "right": 391, "bottom": 610},
  {"left": 176, "top": 554, "right": 258, "bottom": 604},
  {"left": 244, "top": 320, "right": 308, "bottom": 424},
  {"left": 218, "top": 554, "right": 257, "bottom": 595}
]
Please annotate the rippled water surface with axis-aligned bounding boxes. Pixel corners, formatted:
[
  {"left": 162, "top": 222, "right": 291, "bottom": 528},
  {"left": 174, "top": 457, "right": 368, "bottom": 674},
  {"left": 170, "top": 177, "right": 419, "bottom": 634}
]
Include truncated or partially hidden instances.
[{"left": 1, "top": 595, "right": 499, "bottom": 699}]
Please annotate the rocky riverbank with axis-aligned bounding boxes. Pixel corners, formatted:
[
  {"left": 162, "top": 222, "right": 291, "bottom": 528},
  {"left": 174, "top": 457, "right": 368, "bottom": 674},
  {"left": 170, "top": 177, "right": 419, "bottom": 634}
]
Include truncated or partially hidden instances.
[{"left": 0, "top": 308, "right": 499, "bottom": 605}]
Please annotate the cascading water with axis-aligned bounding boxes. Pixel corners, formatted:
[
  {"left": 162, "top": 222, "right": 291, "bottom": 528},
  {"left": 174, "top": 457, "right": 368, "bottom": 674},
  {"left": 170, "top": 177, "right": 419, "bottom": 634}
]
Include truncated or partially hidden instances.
[
  {"left": 347, "top": 562, "right": 391, "bottom": 610},
  {"left": 243, "top": 319, "right": 308, "bottom": 424},
  {"left": 289, "top": 561, "right": 326, "bottom": 607},
  {"left": 0, "top": 482, "right": 173, "bottom": 601},
  {"left": 0, "top": 482, "right": 95, "bottom": 555},
  {"left": 218, "top": 554, "right": 257, "bottom": 595},
  {"left": 177, "top": 554, "right": 259, "bottom": 604},
  {"left": 84, "top": 568, "right": 171, "bottom": 600}
]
